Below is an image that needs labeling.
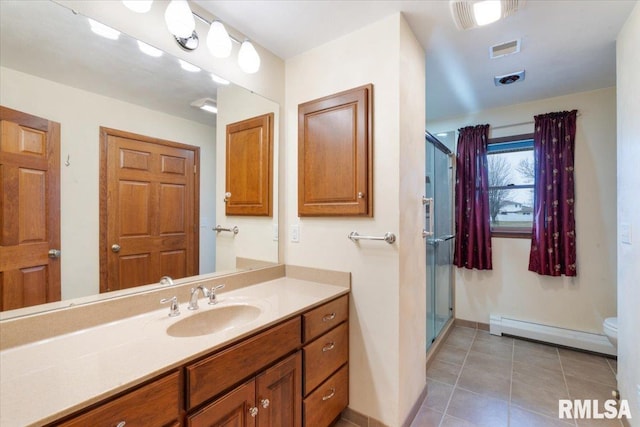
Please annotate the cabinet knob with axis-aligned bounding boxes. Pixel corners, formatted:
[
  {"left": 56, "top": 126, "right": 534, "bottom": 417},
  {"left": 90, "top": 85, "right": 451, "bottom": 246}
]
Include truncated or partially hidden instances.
[
  {"left": 322, "top": 342, "right": 335, "bottom": 352},
  {"left": 249, "top": 406, "right": 258, "bottom": 417},
  {"left": 224, "top": 192, "right": 232, "bottom": 203},
  {"left": 116, "top": 422, "right": 126, "bottom": 427},
  {"left": 261, "top": 398, "right": 270, "bottom": 408},
  {"left": 357, "top": 192, "right": 365, "bottom": 199}
]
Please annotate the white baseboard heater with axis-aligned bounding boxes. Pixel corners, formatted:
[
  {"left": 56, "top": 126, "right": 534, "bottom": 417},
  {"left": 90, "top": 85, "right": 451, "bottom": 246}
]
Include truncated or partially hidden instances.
[{"left": 490, "top": 314, "right": 616, "bottom": 356}]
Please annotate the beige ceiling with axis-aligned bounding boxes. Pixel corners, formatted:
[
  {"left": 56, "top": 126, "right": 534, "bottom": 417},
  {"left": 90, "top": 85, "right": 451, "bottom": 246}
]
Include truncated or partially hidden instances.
[{"left": 194, "top": 0, "right": 636, "bottom": 121}]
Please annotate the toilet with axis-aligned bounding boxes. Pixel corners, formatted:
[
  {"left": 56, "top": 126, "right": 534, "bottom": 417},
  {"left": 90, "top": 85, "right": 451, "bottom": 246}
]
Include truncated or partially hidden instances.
[{"left": 603, "top": 317, "right": 618, "bottom": 349}]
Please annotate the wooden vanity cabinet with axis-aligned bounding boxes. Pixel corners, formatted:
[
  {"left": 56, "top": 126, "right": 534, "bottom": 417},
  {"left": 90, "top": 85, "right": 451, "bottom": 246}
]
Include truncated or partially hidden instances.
[
  {"left": 56, "top": 370, "right": 182, "bottom": 427},
  {"left": 187, "top": 352, "right": 302, "bottom": 427},
  {"left": 302, "top": 295, "right": 349, "bottom": 426}
]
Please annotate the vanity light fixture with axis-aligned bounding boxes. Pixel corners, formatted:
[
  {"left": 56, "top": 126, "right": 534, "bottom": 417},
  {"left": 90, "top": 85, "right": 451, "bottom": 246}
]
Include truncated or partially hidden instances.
[
  {"left": 137, "top": 40, "right": 163, "bottom": 57},
  {"left": 164, "top": 0, "right": 195, "bottom": 39},
  {"left": 191, "top": 98, "right": 218, "bottom": 114},
  {"left": 211, "top": 73, "right": 230, "bottom": 85},
  {"left": 122, "top": 0, "right": 153, "bottom": 14},
  {"left": 179, "top": 59, "right": 200, "bottom": 72},
  {"left": 207, "top": 21, "right": 232, "bottom": 58},
  {"left": 88, "top": 18, "right": 121, "bottom": 40}
]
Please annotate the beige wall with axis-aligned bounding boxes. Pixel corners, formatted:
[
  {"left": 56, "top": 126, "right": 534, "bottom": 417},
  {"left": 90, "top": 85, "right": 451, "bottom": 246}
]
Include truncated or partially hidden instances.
[
  {"left": 215, "top": 84, "right": 279, "bottom": 271},
  {"left": 616, "top": 2, "right": 640, "bottom": 420},
  {"left": 0, "top": 66, "right": 217, "bottom": 300},
  {"left": 429, "top": 87, "right": 617, "bottom": 334},
  {"left": 285, "top": 13, "right": 425, "bottom": 426}
]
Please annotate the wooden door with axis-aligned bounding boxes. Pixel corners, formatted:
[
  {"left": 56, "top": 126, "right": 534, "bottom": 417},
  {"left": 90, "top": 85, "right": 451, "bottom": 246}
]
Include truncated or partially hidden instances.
[
  {"left": 188, "top": 379, "right": 257, "bottom": 427},
  {"left": 256, "top": 352, "right": 302, "bottom": 427},
  {"left": 100, "top": 127, "right": 199, "bottom": 293},
  {"left": 0, "top": 106, "right": 60, "bottom": 311},
  {"left": 225, "top": 113, "right": 273, "bottom": 216},
  {"left": 298, "top": 84, "right": 373, "bottom": 216}
]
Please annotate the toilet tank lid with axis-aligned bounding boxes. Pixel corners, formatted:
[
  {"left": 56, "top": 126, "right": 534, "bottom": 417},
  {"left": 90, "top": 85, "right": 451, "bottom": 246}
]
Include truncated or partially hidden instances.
[{"left": 604, "top": 317, "right": 618, "bottom": 329}]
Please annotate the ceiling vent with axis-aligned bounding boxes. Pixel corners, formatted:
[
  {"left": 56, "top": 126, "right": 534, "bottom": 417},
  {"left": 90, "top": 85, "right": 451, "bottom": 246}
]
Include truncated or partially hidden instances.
[
  {"left": 494, "top": 70, "right": 525, "bottom": 86},
  {"left": 450, "top": 0, "right": 526, "bottom": 30},
  {"left": 490, "top": 39, "right": 521, "bottom": 59}
]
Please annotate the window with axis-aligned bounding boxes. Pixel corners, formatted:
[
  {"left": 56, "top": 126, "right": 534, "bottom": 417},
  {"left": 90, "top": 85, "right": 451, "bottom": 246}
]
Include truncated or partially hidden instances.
[{"left": 487, "top": 134, "right": 534, "bottom": 237}]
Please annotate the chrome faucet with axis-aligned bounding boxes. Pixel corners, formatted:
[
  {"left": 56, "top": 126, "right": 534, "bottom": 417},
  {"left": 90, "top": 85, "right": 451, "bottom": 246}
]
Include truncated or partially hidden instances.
[
  {"left": 208, "top": 284, "right": 225, "bottom": 305},
  {"left": 188, "top": 285, "right": 210, "bottom": 310},
  {"left": 160, "top": 296, "right": 180, "bottom": 317},
  {"left": 160, "top": 276, "right": 175, "bottom": 286}
]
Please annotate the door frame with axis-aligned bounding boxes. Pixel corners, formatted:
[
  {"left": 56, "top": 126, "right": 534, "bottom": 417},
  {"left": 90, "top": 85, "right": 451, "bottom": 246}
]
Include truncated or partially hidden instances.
[{"left": 98, "top": 127, "right": 200, "bottom": 293}]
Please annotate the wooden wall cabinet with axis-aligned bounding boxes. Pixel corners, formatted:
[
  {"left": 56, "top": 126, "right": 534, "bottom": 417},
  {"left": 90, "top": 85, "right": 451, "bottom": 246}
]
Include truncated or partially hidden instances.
[
  {"left": 298, "top": 85, "right": 373, "bottom": 216},
  {"left": 225, "top": 113, "right": 274, "bottom": 216}
]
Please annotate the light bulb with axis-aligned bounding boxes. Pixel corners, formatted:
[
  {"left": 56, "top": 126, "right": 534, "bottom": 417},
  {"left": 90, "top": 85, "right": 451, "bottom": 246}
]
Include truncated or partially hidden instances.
[
  {"left": 122, "top": 0, "right": 153, "bottom": 13},
  {"left": 473, "top": 0, "right": 501, "bottom": 26},
  {"left": 207, "top": 21, "right": 232, "bottom": 58},
  {"left": 164, "top": 0, "right": 195, "bottom": 38},
  {"left": 238, "top": 40, "right": 260, "bottom": 74}
]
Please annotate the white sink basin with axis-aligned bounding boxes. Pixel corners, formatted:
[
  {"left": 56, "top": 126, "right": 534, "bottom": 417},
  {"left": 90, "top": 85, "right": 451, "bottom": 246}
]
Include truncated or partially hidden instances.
[{"left": 166, "top": 304, "right": 262, "bottom": 338}]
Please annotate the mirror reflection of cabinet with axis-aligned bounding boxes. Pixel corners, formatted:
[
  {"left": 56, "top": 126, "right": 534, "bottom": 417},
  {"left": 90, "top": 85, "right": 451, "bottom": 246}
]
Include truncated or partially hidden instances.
[
  {"left": 298, "top": 84, "right": 373, "bottom": 217},
  {"left": 225, "top": 113, "right": 274, "bottom": 216}
]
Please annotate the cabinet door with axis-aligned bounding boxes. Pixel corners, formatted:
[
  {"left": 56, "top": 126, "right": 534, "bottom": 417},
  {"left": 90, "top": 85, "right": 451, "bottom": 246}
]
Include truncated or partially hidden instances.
[
  {"left": 256, "top": 352, "right": 302, "bottom": 427},
  {"left": 188, "top": 379, "right": 257, "bottom": 427},
  {"left": 225, "top": 113, "right": 274, "bottom": 216},
  {"left": 298, "top": 84, "right": 373, "bottom": 216}
]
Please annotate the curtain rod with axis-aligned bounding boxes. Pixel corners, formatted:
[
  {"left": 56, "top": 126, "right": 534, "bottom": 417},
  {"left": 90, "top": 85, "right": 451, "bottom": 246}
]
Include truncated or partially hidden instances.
[{"left": 492, "top": 112, "right": 581, "bottom": 131}]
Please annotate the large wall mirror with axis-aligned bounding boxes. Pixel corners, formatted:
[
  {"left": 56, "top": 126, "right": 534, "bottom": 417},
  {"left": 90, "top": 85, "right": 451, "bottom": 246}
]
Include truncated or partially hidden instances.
[{"left": 0, "top": 0, "right": 279, "bottom": 318}]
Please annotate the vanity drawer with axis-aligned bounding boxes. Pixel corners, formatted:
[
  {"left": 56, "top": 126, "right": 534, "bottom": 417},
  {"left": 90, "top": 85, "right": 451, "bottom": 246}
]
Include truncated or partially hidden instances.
[
  {"left": 58, "top": 371, "right": 181, "bottom": 427},
  {"left": 187, "top": 316, "right": 301, "bottom": 409},
  {"left": 303, "top": 364, "right": 349, "bottom": 427},
  {"left": 303, "top": 295, "right": 348, "bottom": 343},
  {"left": 303, "top": 322, "right": 348, "bottom": 395}
]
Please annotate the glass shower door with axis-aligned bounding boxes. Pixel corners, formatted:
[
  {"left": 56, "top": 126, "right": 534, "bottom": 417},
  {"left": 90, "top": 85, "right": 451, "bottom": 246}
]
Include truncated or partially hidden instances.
[{"left": 425, "top": 132, "right": 454, "bottom": 349}]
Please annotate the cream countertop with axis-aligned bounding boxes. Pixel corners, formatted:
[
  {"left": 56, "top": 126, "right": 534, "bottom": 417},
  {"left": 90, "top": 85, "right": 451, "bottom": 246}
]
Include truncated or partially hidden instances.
[{"left": 0, "top": 277, "right": 348, "bottom": 427}]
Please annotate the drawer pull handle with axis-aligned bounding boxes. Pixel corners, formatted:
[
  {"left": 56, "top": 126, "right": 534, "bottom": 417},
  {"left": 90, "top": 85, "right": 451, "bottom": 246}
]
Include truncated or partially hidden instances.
[
  {"left": 322, "top": 312, "right": 336, "bottom": 322},
  {"left": 261, "top": 398, "right": 270, "bottom": 408},
  {"left": 116, "top": 422, "right": 126, "bottom": 427},
  {"left": 322, "top": 387, "right": 336, "bottom": 401},
  {"left": 322, "top": 342, "right": 335, "bottom": 352},
  {"left": 249, "top": 406, "right": 259, "bottom": 417}
]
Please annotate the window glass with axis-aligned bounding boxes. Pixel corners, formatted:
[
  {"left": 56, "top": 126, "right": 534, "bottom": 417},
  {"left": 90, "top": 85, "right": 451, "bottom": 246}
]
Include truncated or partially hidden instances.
[{"left": 487, "top": 136, "right": 534, "bottom": 235}]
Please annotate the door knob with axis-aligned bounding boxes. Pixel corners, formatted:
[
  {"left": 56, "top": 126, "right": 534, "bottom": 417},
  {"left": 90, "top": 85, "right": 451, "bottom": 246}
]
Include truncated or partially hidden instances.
[
  {"left": 48, "top": 249, "right": 61, "bottom": 259},
  {"left": 111, "top": 244, "right": 121, "bottom": 253}
]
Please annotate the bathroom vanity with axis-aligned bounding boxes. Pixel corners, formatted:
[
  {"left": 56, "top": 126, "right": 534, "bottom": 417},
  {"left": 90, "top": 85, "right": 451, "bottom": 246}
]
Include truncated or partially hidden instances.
[{"left": 0, "top": 266, "right": 350, "bottom": 427}]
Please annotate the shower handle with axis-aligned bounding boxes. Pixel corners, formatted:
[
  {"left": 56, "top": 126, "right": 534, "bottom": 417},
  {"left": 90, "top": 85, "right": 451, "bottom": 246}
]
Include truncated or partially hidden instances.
[{"left": 422, "top": 197, "right": 434, "bottom": 238}]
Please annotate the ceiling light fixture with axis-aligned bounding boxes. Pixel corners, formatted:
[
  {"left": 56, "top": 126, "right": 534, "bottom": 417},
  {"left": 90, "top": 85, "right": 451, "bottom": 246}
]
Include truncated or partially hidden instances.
[
  {"left": 88, "top": 18, "right": 121, "bottom": 40},
  {"left": 191, "top": 98, "right": 218, "bottom": 114},
  {"left": 179, "top": 59, "right": 200, "bottom": 72},
  {"left": 137, "top": 40, "right": 163, "bottom": 57},
  {"left": 122, "top": 0, "right": 153, "bottom": 14},
  {"left": 211, "top": 73, "right": 230, "bottom": 85},
  {"left": 164, "top": 0, "right": 195, "bottom": 39},
  {"left": 450, "top": 0, "right": 525, "bottom": 30},
  {"left": 207, "top": 21, "right": 232, "bottom": 58},
  {"left": 238, "top": 40, "right": 261, "bottom": 74},
  {"left": 473, "top": 0, "right": 501, "bottom": 26}
]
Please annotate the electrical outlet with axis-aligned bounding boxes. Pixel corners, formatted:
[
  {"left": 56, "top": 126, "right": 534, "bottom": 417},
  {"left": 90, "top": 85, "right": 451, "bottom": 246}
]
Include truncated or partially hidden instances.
[
  {"left": 273, "top": 224, "right": 278, "bottom": 241},
  {"left": 291, "top": 224, "right": 300, "bottom": 243}
]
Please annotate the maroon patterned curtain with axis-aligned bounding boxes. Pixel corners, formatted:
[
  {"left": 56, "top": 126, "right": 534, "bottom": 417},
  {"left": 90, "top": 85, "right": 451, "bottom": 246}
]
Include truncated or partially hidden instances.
[
  {"left": 454, "top": 125, "right": 492, "bottom": 270},
  {"left": 528, "top": 110, "right": 578, "bottom": 276}
]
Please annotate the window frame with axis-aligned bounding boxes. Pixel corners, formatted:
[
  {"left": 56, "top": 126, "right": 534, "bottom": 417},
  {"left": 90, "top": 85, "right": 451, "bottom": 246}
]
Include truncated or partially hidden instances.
[{"left": 487, "top": 133, "right": 535, "bottom": 239}]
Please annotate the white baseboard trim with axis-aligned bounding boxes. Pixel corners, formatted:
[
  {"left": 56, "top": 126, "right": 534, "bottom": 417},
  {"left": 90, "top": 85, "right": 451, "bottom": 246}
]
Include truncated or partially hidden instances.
[{"left": 490, "top": 314, "right": 616, "bottom": 356}]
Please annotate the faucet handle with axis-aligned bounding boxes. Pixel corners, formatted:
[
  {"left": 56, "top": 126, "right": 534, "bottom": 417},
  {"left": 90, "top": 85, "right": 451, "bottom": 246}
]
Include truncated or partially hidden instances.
[
  {"left": 160, "top": 296, "right": 180, "bottom": 317},
  {"left": 208, "top": 284, "right": 225, "bottom": 305}
]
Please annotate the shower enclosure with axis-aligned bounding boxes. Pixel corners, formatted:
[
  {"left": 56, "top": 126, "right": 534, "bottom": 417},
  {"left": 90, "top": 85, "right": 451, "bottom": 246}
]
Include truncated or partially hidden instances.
[{"left": 425, "top": 131, "right": 454, "bottom": 349}]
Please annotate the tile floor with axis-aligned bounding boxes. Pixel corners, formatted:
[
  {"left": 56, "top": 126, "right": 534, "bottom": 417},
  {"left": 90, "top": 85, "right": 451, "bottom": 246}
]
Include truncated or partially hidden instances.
[{"left": 335, "top": 326, "right": 622, "bottom": 427}]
